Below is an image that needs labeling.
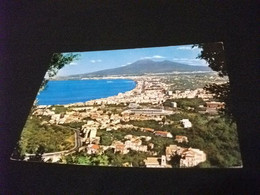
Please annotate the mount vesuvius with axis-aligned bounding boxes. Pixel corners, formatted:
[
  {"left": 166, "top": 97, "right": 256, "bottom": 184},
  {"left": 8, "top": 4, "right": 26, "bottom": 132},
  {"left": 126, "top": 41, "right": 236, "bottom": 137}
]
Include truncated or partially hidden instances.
[{"left": 65, "top": 59, "right": 212, "bottom": 78}]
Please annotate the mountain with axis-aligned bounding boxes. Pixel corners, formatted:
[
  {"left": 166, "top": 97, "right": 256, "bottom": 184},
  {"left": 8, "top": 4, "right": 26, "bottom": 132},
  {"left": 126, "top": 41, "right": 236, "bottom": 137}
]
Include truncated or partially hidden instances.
[{"left": 66, "top": 59, "right": 211, "bottom": 78}]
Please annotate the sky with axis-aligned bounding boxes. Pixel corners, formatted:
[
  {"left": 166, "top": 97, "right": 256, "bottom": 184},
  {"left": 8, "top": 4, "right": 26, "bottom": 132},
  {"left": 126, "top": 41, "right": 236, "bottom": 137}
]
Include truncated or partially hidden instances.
[{"left": 56, "top": 44, "right": 208, "bottom": 76}]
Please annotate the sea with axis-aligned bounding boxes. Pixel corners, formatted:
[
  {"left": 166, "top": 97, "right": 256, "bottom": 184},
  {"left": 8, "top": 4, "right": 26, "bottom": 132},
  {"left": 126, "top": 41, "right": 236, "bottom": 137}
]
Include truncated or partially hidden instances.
[{"left": 37, "top": 79, "right": 136, "bottom": 105}]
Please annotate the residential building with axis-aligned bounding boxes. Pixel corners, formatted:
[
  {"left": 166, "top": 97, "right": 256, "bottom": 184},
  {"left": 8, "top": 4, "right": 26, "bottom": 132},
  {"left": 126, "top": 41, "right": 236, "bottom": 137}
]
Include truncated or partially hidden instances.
[
  {"left": 180, "top": 119, "right": 192, "bottom": 128},
  {"left": 154, "top": 131, "right": 173, "bottom": 138},
  {"left": 87, "top": 144, "right": 101, "bottom": 155},
  {"left": 171, "top": 102, "right": 177, "bottom": 108},
  {"left": 144, "top": 155, "right": 169, "bottom": 168},
  {"left": 206, "top": 101, "right": 225, "bottom": 114},
  {"left": 175, "top": 135, "right": 188, "bottom": 143},
  {"left": 180, "top": 148, "right": 206, "bottom": 167},
  {"left": 112, "top": 141, "right": 129, "bottom": 154}
]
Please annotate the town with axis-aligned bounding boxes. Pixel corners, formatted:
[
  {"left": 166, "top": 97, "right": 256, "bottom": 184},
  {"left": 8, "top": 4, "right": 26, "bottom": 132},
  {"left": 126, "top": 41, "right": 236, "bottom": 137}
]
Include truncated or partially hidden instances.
[{"left": 14, "top": 72, "right": 242, "bottom": 168}]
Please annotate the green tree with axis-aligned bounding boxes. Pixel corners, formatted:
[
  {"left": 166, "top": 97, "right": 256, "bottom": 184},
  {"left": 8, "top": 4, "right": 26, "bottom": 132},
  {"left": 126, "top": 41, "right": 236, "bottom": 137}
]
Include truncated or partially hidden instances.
[
  {"left": 92, "top": 155, "right": 109, "bottom": 166},
  {"left": 193, "top": 42, "right": 232, "bottom": 117},
  {"left": 193, "top": 42, "right": 227, "bottom": 77},
  {"left": 40, "top": 53, "right": 79, "bottom": 91},
  {"left": 27, "top": 145, "right": 45, "bottom": 162},
  {"left": 204, "top": 82, "right": 232, "bottom": 116},
  {"left": 77, "top": 156, "right": 92, "bottom": 165}
]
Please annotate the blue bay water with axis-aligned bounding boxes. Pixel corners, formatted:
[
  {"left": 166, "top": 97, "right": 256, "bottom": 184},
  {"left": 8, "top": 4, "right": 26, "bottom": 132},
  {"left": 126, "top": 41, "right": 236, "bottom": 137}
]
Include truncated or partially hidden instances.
[{"left": 37, "top": 79, "right": 136, "bottom": 105}]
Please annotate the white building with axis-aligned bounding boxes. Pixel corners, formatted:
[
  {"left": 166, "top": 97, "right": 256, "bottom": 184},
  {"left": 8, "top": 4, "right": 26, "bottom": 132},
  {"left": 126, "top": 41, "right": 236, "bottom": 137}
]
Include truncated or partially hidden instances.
[
  {"left": 180, "top": 119, "right": 192, "bottom": 128},
  {"left": 180, "top": 148, "right": 206, "bottom": 167},
  {"left": 171, "top": 102, "right": 177, "bottom": 108}
]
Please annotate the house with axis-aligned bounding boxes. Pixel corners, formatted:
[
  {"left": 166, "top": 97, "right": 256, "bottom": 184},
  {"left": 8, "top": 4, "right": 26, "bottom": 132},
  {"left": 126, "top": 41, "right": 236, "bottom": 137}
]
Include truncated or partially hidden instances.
[
  {"left": 171, "top": 102, "right": 177, "bottom": 108},
  {"left": 165, "top": 145, "right": 206, "bottom": 167},
  {"left": 112, "top": 141, "right": 129, "bottom": 154},
  {"left": 128, "top": 103, "right": 140, "bottom": 109},
  {"left": 180, "top": 119, "right": 192, "bottom": 128},
  {"left": 148, "top": 143, "right": 154, "bottom": 149},
  {"left": 175, "top": 135, "right": 188, "bottom": 143},
  {"left": 124, "top": 134, "right": 133, "bottom": 140},
  {"left": 142, "top": 128, "right": 155, "bottom": 133},
  {"left": 154, "top": 131, "right": 173, "bottom": 138},
  {"left": 123, "top": 136, "right": 148, "bottom": 152},
  {"left": 144, "top": 136, "right": 152, "bottom": 141},
  {"left": 124, "top": 140, "right": 147, "bottom": 152},
  {"left": 144, "top": 155, "right": 168, "bottom": 168},
  {"left": 87, "top": 144, "right": 101, "bottom": 155},
  {"left": 206, "top": 101, "right": 225, "bottom": 114},
  {"left": 114, "top": 144, "right": 129, "bottom": 154},
  {"left": 180, "top": 148, "right": 206, "bottom": 167},
  {"left": 165, "top": 145, "right": 183, "bottom": 161},
  {"left": 206, "top": 101, "right": 225, "bottom": 109}
]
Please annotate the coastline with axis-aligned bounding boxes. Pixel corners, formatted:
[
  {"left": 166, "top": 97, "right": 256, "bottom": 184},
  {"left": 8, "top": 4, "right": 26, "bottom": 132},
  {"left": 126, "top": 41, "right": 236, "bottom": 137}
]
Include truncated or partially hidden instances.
[
  {"left": 84, "top": 78, "right": 141, "bottom": 105},
  {"left": 69, "top": 78, "right": 139, "bottom": 107}
]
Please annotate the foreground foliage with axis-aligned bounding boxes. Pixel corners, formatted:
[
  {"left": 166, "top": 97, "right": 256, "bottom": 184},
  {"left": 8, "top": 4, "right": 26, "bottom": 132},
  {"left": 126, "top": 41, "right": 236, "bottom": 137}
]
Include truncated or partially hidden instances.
[{"left": 18, "top": 116, "right": 75, "bottom": 155}]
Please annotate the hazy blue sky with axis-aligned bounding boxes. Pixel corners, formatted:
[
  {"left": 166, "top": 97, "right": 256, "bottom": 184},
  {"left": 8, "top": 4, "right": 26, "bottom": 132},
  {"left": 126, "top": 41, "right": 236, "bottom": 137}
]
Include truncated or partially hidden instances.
[{"left": 57, "top": 44, "right": 207, "bottom": 76}]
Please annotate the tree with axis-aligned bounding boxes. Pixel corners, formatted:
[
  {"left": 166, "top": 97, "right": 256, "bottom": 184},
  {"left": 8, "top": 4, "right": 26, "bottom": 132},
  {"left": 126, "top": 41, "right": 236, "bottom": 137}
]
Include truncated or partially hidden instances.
[
  {"left": 77, "top": 156, "right": 92, "bottom": 165},
  {"left": 204, "top": 82, "right": 232, "bottom": 116},
  {"left": 193, "top": 42, "right": 227, "bottom": 77},
  {"left": 92, "top": 155, "right": 109, "bottom": 166},
  {"left": 193, "top": 42, "right": 232, "bottom": 117},
  {"left": 40, "top": 53, "right": 79, "bottom": 91},
  {"left": 27, "top": 145, "right": 45, "bottom": 162}
]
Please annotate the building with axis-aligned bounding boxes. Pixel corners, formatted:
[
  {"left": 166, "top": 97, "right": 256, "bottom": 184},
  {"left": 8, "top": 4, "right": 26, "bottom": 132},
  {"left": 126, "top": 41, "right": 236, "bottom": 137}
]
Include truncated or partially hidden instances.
[
  {"left": 144, "top": 155, "right": 169, "bottom": 168},
  {"left": 171, "top": 102, "right": 177, "bottom": 108},
  {"left": 206, "top": 101, "right": 225, "bottom": 109},
  {"left": 206, "top": 101, "right": 225, "bottom": 114},
  {"left": 165, "top": 145, "right": 206, "bottom": 167},
  {"left": 175, "top": 135, "right": 188, "bottom": 143},
  {"left": 154, "top": 131, "right": 173, "bottom": 138},
  {"left": 180, "top": 148, "right": 206, "bottom": 167},
  {"left": 128, "top": 103, "right": 140, "bottom": 109},
  {"left": 112, "top": 141, "right": 129, "bottom": 154},
  {"left": 165, "top": 145, "right": 183, "bottom": 161},
  {"left": 142, "top": 128, "right": 154, "bottom": 133},
  {"left": 124, "top": 140, "right": 147, "bottom": 152},
  {"left": 180, "top": 119, "right": 192, "bottom": 128},
  {"left": 87, "top": 144, "right": 101, "bottom": 155}
]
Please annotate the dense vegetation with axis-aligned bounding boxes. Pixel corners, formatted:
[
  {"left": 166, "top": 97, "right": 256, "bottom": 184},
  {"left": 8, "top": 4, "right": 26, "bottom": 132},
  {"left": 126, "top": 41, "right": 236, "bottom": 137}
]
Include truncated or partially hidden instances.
[
  {"left": 164, "top": 98, "right": 205, "bottom": 111},
  {"left": 62, "top": 149, "right": 149, "bottom": 167},
  {"left": 62, "top": 152, "right": 110, "bottom": 166},
  {"left": 18, "top": 116, "right": 75, "bottom": 155}
]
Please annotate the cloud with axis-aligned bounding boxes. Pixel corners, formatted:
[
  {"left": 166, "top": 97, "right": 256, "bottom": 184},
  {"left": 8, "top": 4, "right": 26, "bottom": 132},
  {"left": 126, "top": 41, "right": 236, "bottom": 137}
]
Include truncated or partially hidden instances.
[
  {"left": 69, "top": 62, "right": 78, "bottom": 65},
  {"left": 177, "top": 46, "right": 197, "bottom": 50},
  {"left": 172, "top": 58, "right": 208, "bottom": 66},
  {"left": 90, "top": 59, "right": 102, "bottom": 63},
  {"left": 142, "top": 55, "right": 165, "bottom": 60},
  {"left": 121, "top": 62, "right": 131, "bottom": 67}
]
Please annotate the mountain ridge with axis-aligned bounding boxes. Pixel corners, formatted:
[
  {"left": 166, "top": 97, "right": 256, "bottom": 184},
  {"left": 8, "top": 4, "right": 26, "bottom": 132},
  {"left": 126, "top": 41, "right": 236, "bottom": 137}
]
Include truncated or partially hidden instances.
[{"left": 62, "top": 59, "right": 211, "bottom": 78}]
